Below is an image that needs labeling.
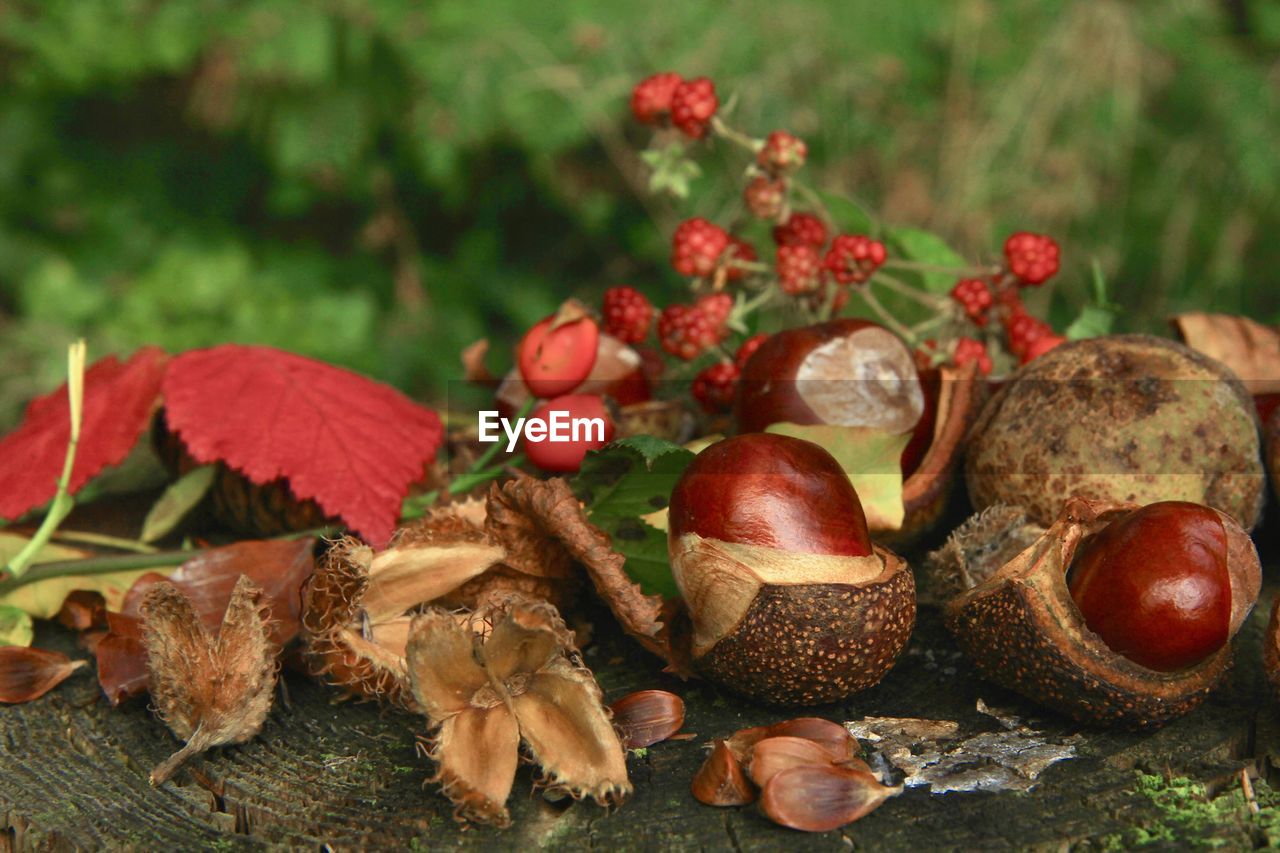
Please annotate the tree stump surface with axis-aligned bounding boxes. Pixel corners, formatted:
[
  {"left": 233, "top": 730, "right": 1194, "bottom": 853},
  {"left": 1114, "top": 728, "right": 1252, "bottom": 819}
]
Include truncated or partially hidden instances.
[{"left": 1, "top": 573, "right": 1276, "bottom": 850}]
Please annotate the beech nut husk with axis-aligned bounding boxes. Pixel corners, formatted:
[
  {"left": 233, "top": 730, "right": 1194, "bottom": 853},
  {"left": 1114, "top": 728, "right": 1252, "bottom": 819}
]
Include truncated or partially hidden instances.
[
  {"left": 945, "top": 496, "right": 1261, "bottom": 727},
  {"left": 671, "top": 536, "right": 915, "bottom": 706}
]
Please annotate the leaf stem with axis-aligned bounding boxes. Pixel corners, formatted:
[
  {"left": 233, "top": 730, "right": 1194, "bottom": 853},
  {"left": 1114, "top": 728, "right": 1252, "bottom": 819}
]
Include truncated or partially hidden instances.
[
  {"left": 51, "top": 530, "right": 159, "bottom": 554},
  {"left": 0, "top": 548, "right": 191, "bottom": 599},
  {"left": 5, "top": 341, "right": 87, "bottom": 579}
]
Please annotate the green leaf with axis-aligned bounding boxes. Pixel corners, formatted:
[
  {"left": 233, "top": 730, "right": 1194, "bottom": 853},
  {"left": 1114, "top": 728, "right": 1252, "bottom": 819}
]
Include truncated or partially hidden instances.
[
  {"left": 886, "top": 227, "right": 969, "bottom": 294},
  {"left": 814, "top": 189, "right": 876, "bottom": 235},
  {"left": 764, "top": 423, "right": 910, "bottom": 532},
  {"left": 140, "top": 465, "right": 216, "bottom": 543},
  {"left": 1065, "top": 261, "right": 1120, "bottom": 340},
  {"left": 572, "top": 436, "right": 695, "bottom": 598},
  {"left": 0, "top": 605, "right": 33, "bottom": 647}
]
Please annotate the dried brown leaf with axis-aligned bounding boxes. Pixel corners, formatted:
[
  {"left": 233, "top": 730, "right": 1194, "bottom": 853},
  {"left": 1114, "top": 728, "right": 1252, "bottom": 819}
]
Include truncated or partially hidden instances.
[
  {"left": 1172, "top": 312, "right": 1280, "bottom": 395},
  {"left": 0, "top": 647, "right": 86, "bottom": 703},
  {"left": 486, "top": 478, "right": 677, "bottom": 670},
  {"left": 141, "top": 575, "right": 277, "bottom": 785}
]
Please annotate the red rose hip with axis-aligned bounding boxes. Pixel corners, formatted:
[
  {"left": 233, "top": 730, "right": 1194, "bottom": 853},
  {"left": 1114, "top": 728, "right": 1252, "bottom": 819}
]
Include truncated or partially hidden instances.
[{"left": 516, "top": 304, "right": 600, "bottom": 399}]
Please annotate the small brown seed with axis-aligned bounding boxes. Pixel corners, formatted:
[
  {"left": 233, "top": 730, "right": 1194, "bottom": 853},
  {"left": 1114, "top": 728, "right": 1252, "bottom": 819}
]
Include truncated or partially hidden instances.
[
  {"left": 748, "top": 736, "right": 837, "bottom": 788},
  {"left": 0, "top": 647, "right": 86, "bottom": 704},
  {"left": 691, "top": 740, "right": 756, "bottom": 806},
  {"left": 610, "top": 689, "right": 685, "bottom": 749},
  {"left": 759, "top": 764, "right": 901, "bottom": 832},
  {"left": 765, "top": 717, "right": 859, "bottom": 761}
]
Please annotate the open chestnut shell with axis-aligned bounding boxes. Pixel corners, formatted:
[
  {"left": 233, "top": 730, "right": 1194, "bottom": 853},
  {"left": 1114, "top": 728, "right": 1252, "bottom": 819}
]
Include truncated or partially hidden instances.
[
  {"left": 944, "top": 496, "right": 1259, "bottom": 727},
  {"left": 886, "top": 362, "right": 982, "bottom": 547},
  {"left": 668, "top": 433, "right": 915, "bottom": 706}
]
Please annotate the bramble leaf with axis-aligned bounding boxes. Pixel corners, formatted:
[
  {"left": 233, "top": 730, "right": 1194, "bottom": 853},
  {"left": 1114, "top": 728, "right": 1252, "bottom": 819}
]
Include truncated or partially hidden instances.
[{"left": 162, "top": 345, "right": 443, "bottom": 547}]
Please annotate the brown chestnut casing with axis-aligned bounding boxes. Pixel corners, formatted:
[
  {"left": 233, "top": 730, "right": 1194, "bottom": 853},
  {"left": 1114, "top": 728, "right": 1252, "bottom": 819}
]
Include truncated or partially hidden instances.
[
  {"left": 1265, "top": 596, "right": 1280, "bottom": 701},
  {"left": 668, "top": 433, "right": 915, "bottom": 706},
  {"left": 945, "top": 496, "right": 1260, "bottom": 727}
]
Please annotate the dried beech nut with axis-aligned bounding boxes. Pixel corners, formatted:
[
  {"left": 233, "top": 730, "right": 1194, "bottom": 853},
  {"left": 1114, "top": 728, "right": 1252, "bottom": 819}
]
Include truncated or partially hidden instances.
[
  {"left": 758, "top": 764, "right": 901, "bottom": 833},
  {"left": 945, "top": 496, "right": 1262, "bottom": 727},
  {"left": 1068, "top": 501, "right": 1255, "bottom": 671},
  {"left": 1266, "top": 407, "right": 1280, "bottom": 501},
  {"left": 757, "top": 717, "right": 860, "bottom": 762},
  {"left": 965, "top": 335, "right": 1266, "bottom": 531},
  {"left": 748, "top": 736, "right": 840, "bottom": 788},
  {"left": 609, "top": 689, "right": 685, "bottom": 749},
  {"left": 668, "top": 433, "right": 915, "bottom": 705},
  {"left": 691, "top": 739, "right": 756, "bottom": 807}
]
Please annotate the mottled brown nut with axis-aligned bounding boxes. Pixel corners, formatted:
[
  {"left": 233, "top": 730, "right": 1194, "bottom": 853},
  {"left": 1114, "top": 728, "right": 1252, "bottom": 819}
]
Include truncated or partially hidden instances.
[
  {"left": 945, "top": 496, "right": 1261, "bottom": 727},
  {"left": 965, "top": 335, "right": 1265, "bottom": 531}
]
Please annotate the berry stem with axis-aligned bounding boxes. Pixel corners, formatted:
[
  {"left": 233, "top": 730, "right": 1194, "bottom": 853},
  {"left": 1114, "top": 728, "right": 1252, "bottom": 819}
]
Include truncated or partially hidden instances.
[
  {"left": 856, "top": 286, "right": 917, "bottom": 344},
  {"left": 883, "top": 259, "right": 1000, "bottom": 277},
  {"left": 709, "top": 116, "right": 760, "bottom": 153},
  {"left": 871, "top": 271, "right": 951, "bottom": 310},
  {"left": 789, "top": 180, "right": 837, "bottom": 231}
]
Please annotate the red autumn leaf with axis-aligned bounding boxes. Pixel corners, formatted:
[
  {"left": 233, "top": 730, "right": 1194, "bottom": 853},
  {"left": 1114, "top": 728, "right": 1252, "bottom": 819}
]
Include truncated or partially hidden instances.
[
  {"left": 162, "top": 345, "right": 443, "bottom": 546},
  {"left": 0, "top": 346, "right": 169, "bottom": 521}
]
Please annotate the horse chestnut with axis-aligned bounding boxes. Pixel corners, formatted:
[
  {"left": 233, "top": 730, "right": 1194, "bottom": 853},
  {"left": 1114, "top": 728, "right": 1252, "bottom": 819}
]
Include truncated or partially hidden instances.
[
  {"left": 1068, "top": 501, "right": 1238, "bottom": 671},
  {"left": 945, "top": 496, "right": 1261, "bottom": 726},
  {"left": 734, "top": 319, "right": 923, "bottom": 436},
  {"left": 667, "top": 433, "right": 915, "bottom": 705}
]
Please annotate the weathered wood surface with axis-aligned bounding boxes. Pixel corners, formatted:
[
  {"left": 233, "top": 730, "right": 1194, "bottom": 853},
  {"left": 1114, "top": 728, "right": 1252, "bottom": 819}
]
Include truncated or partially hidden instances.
[{"left": 1, "top": 571, "right": 1276, "bottom": 850}]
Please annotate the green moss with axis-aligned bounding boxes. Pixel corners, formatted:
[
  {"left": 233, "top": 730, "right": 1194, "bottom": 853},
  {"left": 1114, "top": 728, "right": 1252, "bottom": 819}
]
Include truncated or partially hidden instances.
[{"left": 1097, "top": 772, "right": 1279, "bottom": 849}]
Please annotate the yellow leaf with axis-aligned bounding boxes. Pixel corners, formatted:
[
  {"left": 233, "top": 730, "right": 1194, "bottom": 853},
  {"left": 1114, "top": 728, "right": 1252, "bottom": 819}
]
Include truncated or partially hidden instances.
[
  {"left": 0, "top": 532, "right": 178, "bottom": 619},
  {"left": 764, "top": 423, "right": 910, "bottom": 532}
]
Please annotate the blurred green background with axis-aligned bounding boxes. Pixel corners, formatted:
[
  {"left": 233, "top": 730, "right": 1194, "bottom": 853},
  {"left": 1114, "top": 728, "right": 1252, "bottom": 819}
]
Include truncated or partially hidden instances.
[{"left": 1, "top": 0, "right": 1278, "bottom": 426}]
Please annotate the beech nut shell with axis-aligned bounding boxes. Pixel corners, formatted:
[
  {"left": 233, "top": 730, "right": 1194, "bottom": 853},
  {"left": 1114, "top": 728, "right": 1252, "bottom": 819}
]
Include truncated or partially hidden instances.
[
  {"left": 965, "top": 335, "right": 1266, "bottom": 531},
  {"left": 944, "top": 496, "right": 1260, "bottom": 727}
]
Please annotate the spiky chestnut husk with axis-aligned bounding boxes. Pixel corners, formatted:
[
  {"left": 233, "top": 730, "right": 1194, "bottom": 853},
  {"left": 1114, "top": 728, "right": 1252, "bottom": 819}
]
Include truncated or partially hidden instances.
[
  {"left": 964, "top": 334, "right": 1266, "bottom": 531},
  {"left": 944, "top": 496, "right": 1260, "bottom": 727},
  {"left": 668, "top": 434, "right": 915, "bottom": 706}
]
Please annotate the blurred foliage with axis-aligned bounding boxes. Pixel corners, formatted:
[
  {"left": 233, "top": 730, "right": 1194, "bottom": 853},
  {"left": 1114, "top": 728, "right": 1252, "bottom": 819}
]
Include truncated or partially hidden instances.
[{"left": 1, "top": 0, "right": 1278, "bottom": 426}]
